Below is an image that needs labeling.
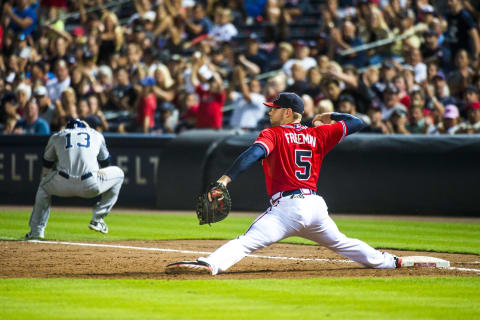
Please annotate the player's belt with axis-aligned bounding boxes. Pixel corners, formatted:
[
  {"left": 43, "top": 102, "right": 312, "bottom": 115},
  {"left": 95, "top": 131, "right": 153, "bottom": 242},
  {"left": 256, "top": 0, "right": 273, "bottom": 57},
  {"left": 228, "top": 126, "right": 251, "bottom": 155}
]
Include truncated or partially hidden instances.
[
  {"left": 58, "top": 171, "right": 93, "bottom": 181},
  {"left": 270, "top": 188, "right": 316, "bottom": 204}
]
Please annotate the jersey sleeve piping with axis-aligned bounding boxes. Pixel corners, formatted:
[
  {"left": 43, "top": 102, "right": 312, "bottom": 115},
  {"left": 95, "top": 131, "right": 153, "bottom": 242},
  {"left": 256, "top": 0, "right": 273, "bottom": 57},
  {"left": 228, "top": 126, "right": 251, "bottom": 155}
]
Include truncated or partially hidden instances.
[
  {"left": 339, "top": 120, "right": 347, "bottom": 143},
  {"left": 254, "top": 141, "right": 270, "bottom": 156}
]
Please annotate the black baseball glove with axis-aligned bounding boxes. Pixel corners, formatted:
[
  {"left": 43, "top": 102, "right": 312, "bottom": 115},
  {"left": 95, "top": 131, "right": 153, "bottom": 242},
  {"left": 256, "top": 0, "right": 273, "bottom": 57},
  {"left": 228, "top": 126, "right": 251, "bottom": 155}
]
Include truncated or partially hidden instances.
[{"left": 196, "top": 182, "right": 231, "bottom": 225}]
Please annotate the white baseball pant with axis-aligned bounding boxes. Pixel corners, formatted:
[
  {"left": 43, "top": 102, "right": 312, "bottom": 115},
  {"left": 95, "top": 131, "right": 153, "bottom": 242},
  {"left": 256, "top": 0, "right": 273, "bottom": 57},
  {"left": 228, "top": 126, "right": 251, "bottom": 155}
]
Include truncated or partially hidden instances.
[
  {"left": 199, "top": 193, "right": 397, "bottom": 275},
  {"left": 28, "top": 166, "right": 124, "bottom": 237}
]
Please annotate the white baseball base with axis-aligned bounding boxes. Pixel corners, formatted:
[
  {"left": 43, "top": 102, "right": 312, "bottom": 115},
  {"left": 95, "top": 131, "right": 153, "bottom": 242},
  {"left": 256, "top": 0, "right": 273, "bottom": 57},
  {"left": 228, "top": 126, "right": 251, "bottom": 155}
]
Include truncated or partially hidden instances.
[{"left": 399, "top": 256, "right": 450, "bottom": 268}]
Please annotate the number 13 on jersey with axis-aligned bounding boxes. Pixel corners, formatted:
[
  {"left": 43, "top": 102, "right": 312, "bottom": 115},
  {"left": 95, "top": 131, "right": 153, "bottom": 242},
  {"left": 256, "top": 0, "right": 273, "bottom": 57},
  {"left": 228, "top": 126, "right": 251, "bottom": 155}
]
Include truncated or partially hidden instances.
[{"left": 65, "top": 132, "right": 91, "bottom": 149}]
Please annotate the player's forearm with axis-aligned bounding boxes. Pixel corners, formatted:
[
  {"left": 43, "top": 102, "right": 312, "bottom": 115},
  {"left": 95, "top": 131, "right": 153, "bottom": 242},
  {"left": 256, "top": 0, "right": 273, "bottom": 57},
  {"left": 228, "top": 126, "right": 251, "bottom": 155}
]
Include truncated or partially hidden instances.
[
  {"left": 330, "top": 112, "right": 365, "bottom": 135},
  {"left": 223, "top": 144, "right": 266, "bottom": 182}
]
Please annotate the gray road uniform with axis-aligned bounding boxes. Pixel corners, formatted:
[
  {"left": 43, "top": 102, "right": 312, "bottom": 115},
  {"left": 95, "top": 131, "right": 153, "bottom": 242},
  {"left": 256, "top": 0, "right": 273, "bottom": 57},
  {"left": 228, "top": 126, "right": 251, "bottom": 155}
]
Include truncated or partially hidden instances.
[{"left": 27, "top": 121, "right": 124, "bottom": 238}]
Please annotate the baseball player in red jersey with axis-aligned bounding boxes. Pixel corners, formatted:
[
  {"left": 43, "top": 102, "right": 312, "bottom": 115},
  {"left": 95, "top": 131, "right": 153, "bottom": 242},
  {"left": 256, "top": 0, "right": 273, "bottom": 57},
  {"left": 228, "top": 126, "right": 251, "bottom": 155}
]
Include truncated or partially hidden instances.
[{"left": 166, "top": 92, "right": 401, "bottom": 274}]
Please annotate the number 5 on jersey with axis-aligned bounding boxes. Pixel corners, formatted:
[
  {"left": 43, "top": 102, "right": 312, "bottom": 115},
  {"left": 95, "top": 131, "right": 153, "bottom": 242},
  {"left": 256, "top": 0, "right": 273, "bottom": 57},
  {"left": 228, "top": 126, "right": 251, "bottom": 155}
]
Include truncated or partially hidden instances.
[
  {"left": 65, "top": 132, "right": 91, "bottom": 149},
  {"left": 295, "top": 150, "right": 312, "bottom": 180}
]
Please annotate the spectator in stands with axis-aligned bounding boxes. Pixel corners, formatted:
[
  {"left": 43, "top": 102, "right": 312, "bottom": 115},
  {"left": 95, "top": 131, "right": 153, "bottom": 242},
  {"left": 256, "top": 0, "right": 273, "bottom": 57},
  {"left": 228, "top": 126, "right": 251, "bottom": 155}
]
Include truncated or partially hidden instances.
[
  {"left": 392, "top": 74, "right": 410, "bottom": 108},
  {"left": 0, "top": 93, "right": 20, "bottom": 134},
  {"left": 338, "top": 94, "right": 371, "bottom": 126},
  {"left": 264, "top": 0, "right": 292, "bottom": 42},
  {"left": 282, "top": 40, "right": 317, "bottom": 78},
  {"left": 373, "top": 60, "right": 397, "bottom": 95},
  {"left": 87, "top": 94, "right": 108, "bottom": 131},
  {"left": 191, "top": 54, "right": 226, "bottom": 129},
  {"left": 137, "top": 76, "right": 157, "bottom": 133},
  {"left": 299, "top": 94, "right": 315, "bottom": 127},
  {"left": 267, "top": 42, "right": 293, "bottom": 72},
  {"left": 108, "top": 67, "right": 135, "bottom": 112},
  {"left": 209, "top": 8, "right": 238, "bottom": 42},
  {"left": 181, "top": 2, "right": 212, "bottom": 41},
  {"left": 30, "top": 62, "right": 48, "bottom": 85},
  {"left": 151, "top": 64, "right": 175, "bottom": 109},
  {"left": 243, "top": 33, "right": 268, "bottom": 74},
  {"left": 316, "top": 99, "right": 334, "bottom": 115},
  {"left": 447, "top": 49, "right": 474, "bottom": 98},
  {"left": 446, "top": 0, "right": 480, "bottom": 63},
  {"left": 405, "top": 104, "right": 436, "bottom": 134},
  {"left": 53, "top": 87, "right": 78, "bottom": 129},
  {"left": 126, "top": 43, "right": 143, "bottom": 75},
  {"left": 323, "top": 78, "right": 342, "bottom": 110},
  {"left": 47, "top": 59, "right": 70, "bottom": 103},
  {"left": 359, "top": 4, "right": 392, "bottom": 64},
  {"left": 0, "top": 0, "right": 479, "bottom": 136},
  {"left": 463, "top": 85, "right": 480, "bottom": 109},
  {"left": 98, "top": 11, "right": 124, "bottom": 66},
  {"left": 176, "top": 92, "right": 199, "bottom": 133},
  {"left": 387, "top": 104, "right": 409, "bottom": 134},
  {"left": 13, "top": 98, "right": 50, "bottom": 134},
  {"left": 304, "top": 67, "right": 323, "bottom": 101},
  {"left": 421, "top": 29, "right": 451, "bottom": 73},
  {"left": 49, "top": 36, "right": 70, "bottom": 68},
  {"left": 77, "top": 97, "right": 100, "bottom": 130},
  {"left": 15, "top": 82, "right": 31, "bottom": 117},
  {"left": 437, "top": 104, "right": 460, "bottom": 134},
  {"left": 391, "top": 9, "right": 421, "bottom": 57},
  {"left": 285, "top": 63, "right": 309, "bottom": 96},
  {"left": 405, "top": 48, "right": 427, "bottom": 84},
  {"left": 430, "top": 72, "right": 456, "bottom": 107},
  {"left": 458, "top": 101, "right": 480, "bottom": 133},
  {"left": 381, "top": 83, "right": 404, "bottom": 120},
  {"left": 2, "top": 0, "right": 38, "bottom": 38},
  {"left": 34, "top": 85, "right": 54, "bottom": 125},
  {"left": 333, "top": 21, "right": 367, "bottom": 68},
  {"left": 264, "top": 73, "right": 287, "bottom": 102},
  {"left": 229, "top": 66, "right": 266, "bottom": 130},
  {"left": 363, "top": 106, "right": 389, "bottom": 134}
]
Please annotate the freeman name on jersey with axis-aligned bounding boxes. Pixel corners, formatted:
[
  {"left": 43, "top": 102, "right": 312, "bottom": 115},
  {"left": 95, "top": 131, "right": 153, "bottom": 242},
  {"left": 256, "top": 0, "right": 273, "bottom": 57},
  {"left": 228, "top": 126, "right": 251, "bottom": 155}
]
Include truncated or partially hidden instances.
[{"left": 284, "top": 133, "right": 316, "bottom": 147}]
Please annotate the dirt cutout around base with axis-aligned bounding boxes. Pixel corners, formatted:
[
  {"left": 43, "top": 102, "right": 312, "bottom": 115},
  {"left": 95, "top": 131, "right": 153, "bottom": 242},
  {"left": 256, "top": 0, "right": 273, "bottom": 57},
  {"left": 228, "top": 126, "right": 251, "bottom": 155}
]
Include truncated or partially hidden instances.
[{"left": 1, "top": 240, "right": 479, "bottom": 280}]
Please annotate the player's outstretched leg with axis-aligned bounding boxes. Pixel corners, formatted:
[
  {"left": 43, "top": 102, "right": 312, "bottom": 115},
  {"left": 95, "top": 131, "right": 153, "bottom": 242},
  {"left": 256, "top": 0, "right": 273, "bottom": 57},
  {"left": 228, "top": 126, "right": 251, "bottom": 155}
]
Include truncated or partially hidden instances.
[
  {"left": 167, "top": 207, "right": 296, "bottom": 275},
  {"left": 303, "top": 214, "right": 397, "bottom": 268},
  {"left": 90, "top": 166, "right": 124, "bottom": 233},
  {"left": 27, "top": 186, "right": 51, "bottom": 239}
]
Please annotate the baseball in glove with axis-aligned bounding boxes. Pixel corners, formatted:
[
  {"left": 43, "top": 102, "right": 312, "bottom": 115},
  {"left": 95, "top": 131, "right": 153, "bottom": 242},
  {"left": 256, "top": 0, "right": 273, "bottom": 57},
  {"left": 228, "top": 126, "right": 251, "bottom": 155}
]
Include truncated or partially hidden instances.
[{"left": 196, "top": 182, "right": 231, "bottom": 225}]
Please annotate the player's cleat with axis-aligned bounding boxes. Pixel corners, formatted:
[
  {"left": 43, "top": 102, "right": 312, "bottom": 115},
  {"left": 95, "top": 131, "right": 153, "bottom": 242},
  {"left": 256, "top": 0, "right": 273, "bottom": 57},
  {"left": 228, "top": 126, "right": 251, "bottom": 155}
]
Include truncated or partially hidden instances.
[
  {"left": 165, "top": 260, "right": 213, "bottom": 275},
  {"left": 394, "top": 256, "right": 402, "bottom": 268},
  {"left": 88, "top": 220, "right": 108, "bottom": 234},
  {"left": 25, "top": 232, "right": 44, "bottom": 240}
]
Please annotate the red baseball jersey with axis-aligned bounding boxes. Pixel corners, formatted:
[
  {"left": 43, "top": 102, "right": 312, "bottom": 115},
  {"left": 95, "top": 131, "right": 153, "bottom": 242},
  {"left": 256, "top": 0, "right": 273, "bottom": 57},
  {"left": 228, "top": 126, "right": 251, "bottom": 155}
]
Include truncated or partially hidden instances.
[{"left": 254, "top": 122, "right": 347, "bottom": 197}]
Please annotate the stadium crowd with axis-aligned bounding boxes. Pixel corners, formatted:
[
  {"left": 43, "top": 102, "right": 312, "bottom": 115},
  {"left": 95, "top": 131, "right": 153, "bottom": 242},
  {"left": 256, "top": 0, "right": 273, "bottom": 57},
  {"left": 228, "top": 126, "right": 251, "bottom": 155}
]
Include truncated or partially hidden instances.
[{"left": 1, "top": 0, "right": 480, "bottom": 135}]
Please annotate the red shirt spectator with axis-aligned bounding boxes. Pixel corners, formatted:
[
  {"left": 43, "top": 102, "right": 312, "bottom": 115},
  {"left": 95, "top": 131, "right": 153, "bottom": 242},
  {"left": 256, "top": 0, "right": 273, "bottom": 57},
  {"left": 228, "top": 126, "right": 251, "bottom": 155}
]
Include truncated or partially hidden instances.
[
  {"left": 195, "top": 85, "right": 226, "bottom": 129},
  {"left": 137, "top": 77, "right": 157, "bottom": 132},
  {"left": 137, "top": 93, "right": 156, "bottom": 131}
]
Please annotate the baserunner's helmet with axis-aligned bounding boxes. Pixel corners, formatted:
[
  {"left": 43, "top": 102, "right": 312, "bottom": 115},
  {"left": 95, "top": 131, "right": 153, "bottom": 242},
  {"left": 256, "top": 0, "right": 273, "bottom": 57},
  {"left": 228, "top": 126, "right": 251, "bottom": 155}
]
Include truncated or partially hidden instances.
[{"left": 66, "top": 119, "right": 89, "bottom": 129}]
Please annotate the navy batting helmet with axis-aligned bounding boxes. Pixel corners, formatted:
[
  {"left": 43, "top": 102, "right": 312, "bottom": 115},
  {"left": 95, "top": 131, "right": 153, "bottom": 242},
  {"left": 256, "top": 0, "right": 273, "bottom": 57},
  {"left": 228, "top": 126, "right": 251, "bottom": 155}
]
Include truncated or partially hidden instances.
[{"left": 66, "top": 119, "right": 88, "bottom": 129}]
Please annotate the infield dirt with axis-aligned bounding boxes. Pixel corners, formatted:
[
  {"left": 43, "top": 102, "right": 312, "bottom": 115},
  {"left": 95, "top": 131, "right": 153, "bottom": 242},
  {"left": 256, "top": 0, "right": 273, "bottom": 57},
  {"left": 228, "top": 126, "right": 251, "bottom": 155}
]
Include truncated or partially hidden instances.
[{"left": 1, "top": 240, "right": 479, "bottom": 280}]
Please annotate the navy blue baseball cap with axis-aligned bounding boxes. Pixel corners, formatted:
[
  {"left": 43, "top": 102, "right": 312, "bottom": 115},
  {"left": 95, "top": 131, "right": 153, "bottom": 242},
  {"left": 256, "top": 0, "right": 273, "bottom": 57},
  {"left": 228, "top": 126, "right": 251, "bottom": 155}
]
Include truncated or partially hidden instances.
[{"left": 263, "top": 92, "right": 304, "bottom": 114}]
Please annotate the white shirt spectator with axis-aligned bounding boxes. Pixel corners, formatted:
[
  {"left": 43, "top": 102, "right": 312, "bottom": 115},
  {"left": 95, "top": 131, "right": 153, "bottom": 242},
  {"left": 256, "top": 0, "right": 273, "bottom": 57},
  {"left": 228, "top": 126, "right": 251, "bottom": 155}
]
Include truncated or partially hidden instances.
[
  {"left": 229, "top": 92, "right": 266, "bottom": 129},
  {"left": 47, "top": 77, "right": 71, "bottom": 102},
  {"left": 413, "top": 63, "right": 427, "bottom": 84},
  {"left": 282, "top": 58, "right": 317, "bottom": 77},
  {"left": 209, "top": 23, "right": 238, "bottom": 42}
]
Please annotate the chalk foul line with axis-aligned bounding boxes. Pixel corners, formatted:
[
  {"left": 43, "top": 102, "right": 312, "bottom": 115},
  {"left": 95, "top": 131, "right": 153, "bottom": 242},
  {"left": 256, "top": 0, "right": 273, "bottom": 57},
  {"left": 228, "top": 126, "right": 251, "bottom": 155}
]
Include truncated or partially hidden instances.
[{"left": 23, "top": 240, "right": 480, "bottom": 274}]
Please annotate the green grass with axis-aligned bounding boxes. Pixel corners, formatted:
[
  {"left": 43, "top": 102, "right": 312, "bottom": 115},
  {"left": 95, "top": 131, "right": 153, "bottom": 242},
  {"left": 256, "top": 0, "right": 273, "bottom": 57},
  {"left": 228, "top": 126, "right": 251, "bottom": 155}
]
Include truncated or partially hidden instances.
[
  {"left": 1, "top": 210, "right": 479, "bottom": 319},
  {"left": 1, "top": 277, "right": 479, "bottom": 320},
  {"left": 1, "top": 210, "right": 479, "bottom": 254}
]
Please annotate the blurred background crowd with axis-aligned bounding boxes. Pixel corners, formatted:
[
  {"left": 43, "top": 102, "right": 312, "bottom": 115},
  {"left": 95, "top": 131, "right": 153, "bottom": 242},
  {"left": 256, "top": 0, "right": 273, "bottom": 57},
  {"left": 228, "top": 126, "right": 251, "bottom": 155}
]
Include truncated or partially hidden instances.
[{"left": 1, "top": 0, "right": 480, "bottom": 135}]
